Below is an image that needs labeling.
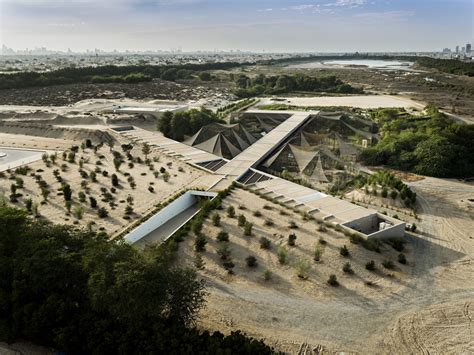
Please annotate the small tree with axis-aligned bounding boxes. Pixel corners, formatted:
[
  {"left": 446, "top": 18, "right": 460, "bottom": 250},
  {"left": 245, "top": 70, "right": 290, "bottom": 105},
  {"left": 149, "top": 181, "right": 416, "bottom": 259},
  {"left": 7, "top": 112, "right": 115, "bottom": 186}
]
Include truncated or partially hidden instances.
[
  {"left": 263, "top": 269, "right": 272, "bottom": 281},
  {"left": 365, "top": 260, "right": 376, "bottom": 271},
  {"left": 125, "top": 205, "right": 134, "bottom": 215},
  {"left": 194, "top": 234, "right": 207, "bottom": 252},
  {"left": 31, "top": 202, "right": 39, "bottom": 217},
  {"left": 62, "top": 184, "right": 72, "bottom": 202},
  {"left": 89, "top": 196, "right": 97, "bottom": 208},
  {"left": 327, "top": 274, "right": 339, "bottom": 286},
  {"left": 217, "top": 244, "right": 231, "bottom": 260},
  {"left": 216, "top": 231, "right": 229, "bottom": 242},
  {"left": 288, "top": 233, "right": 297, "bottom": 246},
  {"left": 390, "top": 190, "right": 398, "bottom": 199},
  {"left": 314, "top": 245, "right": 323, "bottom": 262},
  {"left": 126, "top": 194, "right": 134, "bottom": 205},
  {"left": 15, "top": 177, "right": 24, "bottom": 189},
  {"left": 24, "top": 198, "right": 33, "bottom": 212},
  {"left": 340, "top": 245, "right": 350, "bottom": 257},
  {"left": 237, "top": 214, "right": 246, "bottom": 227},
  {"left": 243, "top": 222, "right": 253, "bottom": 236},
  {"left": 259, "top": 237, "right": 270, "bottom": 250},
  {"left": 194, "top": 253, "right": 205, "bottom": 270},
  {"left": 277, "top": 245, "right": 288, "bottom": 264},
  {"left": 41, "top": 187, "right": 50, "bottom": 202},
  {"left": 162, "top": 171, "right": 170, "bottom": 182},
  {"left": 246, "top": 255, "right": 258, "bottom": 268},
  {"left": 98, "top": 207, "right": 108, "bottom": 218},
  {"left": 211, "top": 212, "right": 221, "bottom": 226},
  {"left": 65, "top": 200, "right": 72, "bottom": 214},
  {"left": 90, "top": 171, "right": 97, "bottom": 182},
  {"left": 111, "top": 174, "right": 119, "bottom": 187},
  {"left": 142, "top": 142, "right": 151, "bottom": 160},
  {"left": 295, "top": 257, "right": 311, "bottom": 279},
  {"left": 72, "top": 206, "right": 84, "bottom": 220},
  {"left": 398, "top": 253, "right": 407, "bottom": 264},
  {"left": 78, "top": 191, "right": 86, "bottom": 203},
  {"left": 113, "top": 158, "right": 123, "bottom": 172},
  {"left": 342, "top": 262, "right": 354, "bottom": 274},
  {"left": 227, "top": 205, "right": 235, "bottom": 218}
]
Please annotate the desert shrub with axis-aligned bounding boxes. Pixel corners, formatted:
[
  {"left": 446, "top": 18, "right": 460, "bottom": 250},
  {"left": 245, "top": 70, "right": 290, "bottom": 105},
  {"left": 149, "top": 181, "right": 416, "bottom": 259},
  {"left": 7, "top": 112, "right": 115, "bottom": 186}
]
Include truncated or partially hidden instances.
[
  {"left": 216, "top": 231, "right": 229, "bottom": 242},
  {"left": 328, "top": 274, "right": 339, "bottom": 286},
  {"left": 342, "top": 262, "right": 354, "bottom": 274},
  {"left": 381, "top": 187, "right": 388, "bottom": 198},
  {"left": 279, "top": 209, "right": 288, "bottom": 216},
  {"left": 365, "top": 260, "right": 376, "bottom": 271},
  {"left": 340, "top": 245, "right": 350, "bottom": 257},
  {"left": 410, "top": 223, "right": 417, "bottom": 232},
  {"left": 238, "top": 204, "right": 246, "bottom": 210},
  {"left": 288, "top": 221, "right": 298, "bottom": 229},
  {"left": 97, "top": 207, "right": 108, "bottom": 218},
  {"left": 62, "top": 184, "right": 72, "bottom": 202},
  {"left": 24, "top": 198, "right": 33, "bottom": 212},
  {"left": 223, "top": 261, "right": 235, "bottom": 274},
  {"left": 253, "top": 210, "right": 262, "bottom": 217},
  {"left": 318, "top": 237, "right": 327, "bottom": 245},
  {"left": 226, "top": 205, "right": 235, "bottom": 218},
  {"left": 89, "top": 197, "right": 97, "bottom": 208},
  {"left": 264, "top": 219, "right": 274, "bottom": 227},
  {"left": 72, "top": 206, "right": 84, "bottom": 220},
  {"left": 194, "top": 234, "right": 207, "bottom": 252},
  {"left": 398, "top": 253, "right": 407, "bottom": 264},
  {"left": 148, "top": 186, "right": 154, "bottom": 193},
  {"left": 111, "top": 174, "right": 119, "bottom": 187},
  {"left": 313, "top": 245, "right": 323, "bottom": 262},
  {"left": 262, "top": 204, "right": 273, "bottom": 210},
  {"left": 288, "top": 233, "right": 297, "bottom": 246},
  {"left": 15, "top": 177, "right": 24, "bottom": 189},
  {"left": 246, "top": 255, "right": 258, "bottom": 268},
  {"left": 350, "top": 234, "right": 363, "bottom": 244},
  {"left": 162, "top": 171, "right": 171, "bottom": 182},
  {"left": 102, "top": 170, "right": 109, "bottom": 177},
  {"left": 390, "top": 190, "right": 398, "bottom": 199},
  {"left": 217, "top": 245, "right": 231, "bottom": 260},
  {"left": 194, "top": 253, "right": 205, "bottom": 270},
  {"left": 317, "top": 225, "right": 327, "bottom": 232},
  {"left": 361, "top": 239, "right": 381, "bottom": 253},
  {"left": 125, "top": 205, "right": 133, "bottom": 215},
  {"left": 259, "top": 237, "right": 271, "bottom": 250},
  {"left": 192, "top": 219, "right": 203, "bottom": 236},
  {"left": 295, "top": 258, "right": 311, "bottom": 279},
  {"left": 277, "top": 246, "right": 288, "bottom": 264},
  {"left": 243, "top": 222, "right": 253, "bottom": 236},
  {"left": 263, "top": 269, "right": 272, "bottom": 281},
  {"left": 78, "top": 191, "right": 86, "bottom": 203},
  {"left": 388, "top": 238, "right": 406, "bottom": 252},
  {"left": 90, "top": 171, "right": 97, "bottom": 182},
  {"left": 382, "top": 260, "right": 395, "bottom": 269},
  {"left": 211, "top": 213, "right": 221, "bottom": 226},
  {"left": 237, "top": 214, "right": 246, "bottom": 227}
]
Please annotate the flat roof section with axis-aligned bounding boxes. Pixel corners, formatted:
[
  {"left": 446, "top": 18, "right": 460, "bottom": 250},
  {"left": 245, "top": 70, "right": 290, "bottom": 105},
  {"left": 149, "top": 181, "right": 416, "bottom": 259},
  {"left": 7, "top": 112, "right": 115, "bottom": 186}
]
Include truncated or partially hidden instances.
[{"left": 216, "top": 111, "right": 318, "bottom": 177}]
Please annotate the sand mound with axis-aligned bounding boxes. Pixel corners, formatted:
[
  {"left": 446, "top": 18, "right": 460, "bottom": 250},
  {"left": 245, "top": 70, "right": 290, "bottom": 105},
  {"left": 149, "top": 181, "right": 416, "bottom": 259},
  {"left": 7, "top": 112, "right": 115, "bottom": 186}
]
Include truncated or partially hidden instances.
[{"left": 0, "top": 122, "right": 115, "bottom": 144}]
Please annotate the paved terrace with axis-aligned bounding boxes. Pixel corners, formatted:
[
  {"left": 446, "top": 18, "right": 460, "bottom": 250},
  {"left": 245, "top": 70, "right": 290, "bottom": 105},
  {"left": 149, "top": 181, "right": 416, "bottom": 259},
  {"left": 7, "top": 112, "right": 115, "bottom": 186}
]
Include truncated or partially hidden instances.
[{"left": 216, "top": 111, "right": 318, "bottom": 177}]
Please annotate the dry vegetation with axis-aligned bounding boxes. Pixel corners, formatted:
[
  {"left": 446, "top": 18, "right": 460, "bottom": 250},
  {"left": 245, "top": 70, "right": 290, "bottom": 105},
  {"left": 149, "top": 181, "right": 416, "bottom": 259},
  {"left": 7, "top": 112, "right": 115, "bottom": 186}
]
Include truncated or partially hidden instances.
[{"left": 0, "top": 141, "right": 206, "bottom": 236}]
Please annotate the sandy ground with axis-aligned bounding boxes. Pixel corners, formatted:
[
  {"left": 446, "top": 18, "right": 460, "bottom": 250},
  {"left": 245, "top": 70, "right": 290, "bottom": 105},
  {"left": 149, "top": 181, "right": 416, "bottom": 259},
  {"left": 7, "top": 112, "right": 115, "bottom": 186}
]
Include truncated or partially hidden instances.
[
  {"left": 257, "top": 95, "right": 425, "bottom": 109},
  {"left": 0, "top": 138, "right": 210, "bottom": 237},
  {"left": 176, "top": 188, "right": 420, "bottom": 353}
]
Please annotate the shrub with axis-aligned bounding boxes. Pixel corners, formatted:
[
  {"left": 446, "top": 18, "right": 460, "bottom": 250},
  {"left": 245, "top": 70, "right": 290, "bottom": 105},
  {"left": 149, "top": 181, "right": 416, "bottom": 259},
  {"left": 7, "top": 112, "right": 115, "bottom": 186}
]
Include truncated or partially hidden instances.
[
  {"left": 73, "top": 206, "right": 84, "bottom": 220},
  {"left": 78, "top": 191, "right": 86, "bottom": 203},
  {"left": 24, "top": 198, "right": 33, "bottom": 212},
  {"left": 340, "top": 245, "right": 350, "bottom": 257},
  {"left": 253, "top": 210, "right": 262, "bottom": 217},
  {"left": 227, "top": 205, "right": 235, "bottom": 218},
  {"left": 313, "top": 245, "right": 323, "bottom": 262},
  {"left": 212, "top": 212, "right": 221, "bottom": 226},
  {"left": 381, "top": 187, "right": 388, "bottom": 198},
  {"left": 111, "top": 174, "right": 119, "bottom": 187},
  {"left": 194, "top": 253, "right": 205, "bottom": 270},
  {"left": 246, "top": 255, "right": 258, "bottom": 268},
  {"left": 223, "top": 261, "right": 235, "bottom": 274},
  {"left": 390, "top": 190, "right": 398, "bottom": 199},
  {"left": 262, "top": 204, "right": 273, "bottom": 210},
  {"left": 328, "top": 274, "right": 339, "bottom": 286},
  {"left": 194, "top": 234, "right": 207, "bottom": 252},
  {"left": 216, "top": 231, "right": 229, "bottom": 242},
  {"left": 389, "top": 238, "right": 406, "bottom": 252},
  {"left": 89, "top": 196, "right": 97, "bottom": 208},
  {"left": 295, "top": 257, "right": 311, "bottom": 279},
  {"left": 361, "top": 239, "right": 381, "bottom": 253},
  {"left": 365, "top": 260, "right": 376, "bottom": 271},
  {"left": 97, "top": 207, "right": 108, "bottom": 218},
  {"left": 90, "top": 171, "right": 97, "bottom": 182},
  {"left": 243, "top": 222, "right": 253, "bottom": 236},
  {"left": 217, "top": 245, "right": 231, "bottom": 260},
  {"left": 148, "top": 186, "right": 154, "bottom": 193},
  {"left": 237, "top": 214, "right": 246, "bottom": 227},
  {"left": 62, "top": 184, "right": 72, "bottom": 202},
  {"left": 125, "top": 205, "right": 134, "bottom": 215},
  {"left": 264, "top": 219, "right": 274, "bottom": 227},
  {"left": 277, "top": 246, "right": 288, "bottom": 264},
  {"left": 263, "top": 269, "right": 272, "bottom": 281},
  {"left": 382, "top": 260, "right": 395, "bottom": 269},
  {"left": 259, "top": 237, "right": 270, "bottom": 250},
  {"left": 318, "top": 237, "right": 327, "bottom": 245},
  {"left": 342, "top": 262, "right": 354, "bottom": 274},
  {"left": 398, "top": 253, "right": 407, "bottom": 264},
  {"left": 288, "top": 233, "right": 297, "bottom": 246},
  {"left": 410, "top": 223, "right": 417, "bottom": 232},
  {"left": 288, "top": 221, "right": 298, "bottom": 229},
  {"left": 162, "top": 171, "right": 170, "bottom": 182}
]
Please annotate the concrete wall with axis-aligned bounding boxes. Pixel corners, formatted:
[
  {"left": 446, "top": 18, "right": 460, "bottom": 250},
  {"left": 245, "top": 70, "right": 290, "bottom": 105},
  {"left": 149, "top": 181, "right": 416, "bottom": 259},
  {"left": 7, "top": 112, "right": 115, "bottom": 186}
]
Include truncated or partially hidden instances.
[
  {"left": 342, "top": 213, "right": 405, "bottom": 240},
  {"left": 124, "top": 190, "right": 216, "bottom": 244}
]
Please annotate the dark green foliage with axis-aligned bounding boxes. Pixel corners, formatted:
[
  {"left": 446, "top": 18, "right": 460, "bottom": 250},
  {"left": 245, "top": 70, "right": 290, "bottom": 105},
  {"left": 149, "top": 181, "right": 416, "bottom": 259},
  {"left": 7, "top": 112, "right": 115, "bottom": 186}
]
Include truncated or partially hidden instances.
[
  {"left": 217, "top": 245, "right": 231, "bottom": 260},
  {"left": 234, "top": 73, "right": 362, "bottom": 98},
  {"left": 259, "top": 237, "right": 271, "bottom": 250},
  {"left": 97, "top": 207, "right": 108, "bottom": 218},
  {"left": 382, "top": 260, "right": 395, "bottom": 269},
  {"left": 62, "top": 183, "right": 72, "bottom": 202},
  {"left": 340, "top": 245, "right": 350, "bottom": 257},
  {"left": 237, "top": 214, "right": 246, "bottom": 227},
  {"left": 359, "top": 107, "right": 474, "bottom": 178},
  {"left": 216, "top": 231, "right": 229, "bottom": 242},
  {"left": 246, "top": 255, "right": 258, "bottom": 268},
  {"left": 157, "top": 108, "right": 225, "bottom": 141},
  {"left": 194, "top": 234, "right": 207, "bottom": 252},
  {"left": 342, "top": 262, "right": 354, "bottom": 274},
  {"left": 365, "top": 260, "right": 376, "bottom": 271},
  {"left": 288, "top": 233, "right": 297, "bottom": 246},
  {"left": 111, "top": 173, "right": 119, "bottom": 187},
  {"left": 227, "top": 205, "right": 236, "bottom": 218},
  {"left": 388, "top": 238, "right": 406, "bottom": 252},
  {"left": 414, "top": 57, "right": 474, "bottom": 76},
  {"left": 212, "top": 212, "right": 221, "bottom": 226},
  {"left": 328, "top": 274, "right": 339, "bottom": 287},
  {"left": 89, "top": 196, "right": 97, "bottom": 208}
]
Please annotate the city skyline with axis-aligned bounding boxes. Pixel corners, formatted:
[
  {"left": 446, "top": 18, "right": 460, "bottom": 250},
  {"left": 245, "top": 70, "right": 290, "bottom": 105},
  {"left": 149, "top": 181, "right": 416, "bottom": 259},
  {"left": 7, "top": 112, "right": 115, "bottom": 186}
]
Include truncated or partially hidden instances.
[{"left": 1, "top": 0, "right": 473, "bottom": 53}]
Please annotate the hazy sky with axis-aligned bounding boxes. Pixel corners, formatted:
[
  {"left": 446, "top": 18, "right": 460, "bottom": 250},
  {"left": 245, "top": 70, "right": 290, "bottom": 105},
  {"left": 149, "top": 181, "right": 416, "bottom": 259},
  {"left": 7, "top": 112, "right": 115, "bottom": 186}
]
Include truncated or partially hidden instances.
[{"left": 0, "top": 0, "right": 472, "bottom": 52}]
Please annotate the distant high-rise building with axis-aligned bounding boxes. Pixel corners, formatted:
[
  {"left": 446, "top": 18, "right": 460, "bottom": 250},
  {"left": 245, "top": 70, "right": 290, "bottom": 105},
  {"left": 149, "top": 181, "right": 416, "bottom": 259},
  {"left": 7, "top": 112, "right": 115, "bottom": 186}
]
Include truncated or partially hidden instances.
[
  {"left": 455, "top": 45, "right": 459, "bottom": 53},
  {"left": 466, "top": 43, "right": 472, "bottom": 53},
  {"left": 462, "top": 46, "right": 466, "bottom": 52}
]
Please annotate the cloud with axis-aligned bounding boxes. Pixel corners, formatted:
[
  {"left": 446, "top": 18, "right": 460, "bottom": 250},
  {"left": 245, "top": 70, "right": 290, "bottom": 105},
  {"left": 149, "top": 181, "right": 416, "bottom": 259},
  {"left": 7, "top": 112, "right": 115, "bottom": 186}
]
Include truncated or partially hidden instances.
[
  {"left": 325, "top": 0, "right": 367, "bottom": 7},
  {"left": 354, "top": 10, "right": 415, "bottom": 21}
]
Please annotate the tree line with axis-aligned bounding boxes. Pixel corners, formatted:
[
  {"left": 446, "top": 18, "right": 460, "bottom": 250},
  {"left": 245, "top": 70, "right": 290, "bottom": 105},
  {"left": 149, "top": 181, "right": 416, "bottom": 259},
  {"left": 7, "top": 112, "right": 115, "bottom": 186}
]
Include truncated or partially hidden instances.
[
  {"left": 0, "top": 204, "right": 276, "bottom": 354},
  {"left": 0, "top": 62, "right": 245, "bottom": 90},
  {"left": 232, "top": 73, "right": 363, "bottom": 98},
  {"left": 359, "top": 107, "right": 474, "bottom": 178}
]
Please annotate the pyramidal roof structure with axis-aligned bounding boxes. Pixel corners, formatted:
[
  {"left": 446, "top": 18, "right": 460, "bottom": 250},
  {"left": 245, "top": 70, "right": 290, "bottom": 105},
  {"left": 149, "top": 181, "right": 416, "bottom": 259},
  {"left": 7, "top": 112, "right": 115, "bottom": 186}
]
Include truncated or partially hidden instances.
[{"left": 183, "top": 123, "right": 258, "bottom": 159}]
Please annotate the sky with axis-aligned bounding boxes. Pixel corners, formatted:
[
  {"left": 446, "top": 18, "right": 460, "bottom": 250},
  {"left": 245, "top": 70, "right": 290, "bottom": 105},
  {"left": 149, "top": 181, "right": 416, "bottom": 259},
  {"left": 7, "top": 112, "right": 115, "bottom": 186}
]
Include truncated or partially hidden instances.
[{"left": 0, "top": 0, "right": 472, "bottom": 52}]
